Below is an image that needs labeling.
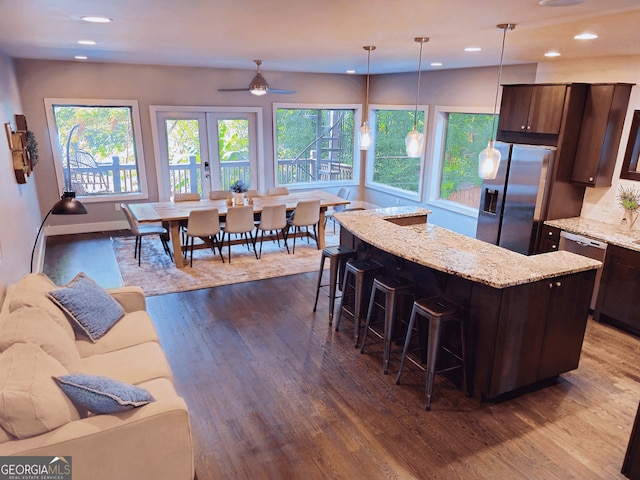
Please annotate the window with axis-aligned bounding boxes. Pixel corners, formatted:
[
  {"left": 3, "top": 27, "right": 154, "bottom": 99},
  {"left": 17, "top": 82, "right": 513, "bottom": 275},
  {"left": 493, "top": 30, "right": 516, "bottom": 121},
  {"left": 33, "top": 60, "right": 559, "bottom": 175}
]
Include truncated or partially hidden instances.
[
  {"left": 274, "top": 104, "right": 357, "bottom": 186},
  {"left": 45, "top": 99, "right": 147, "bottom": 201},
  {"left": 365, "top": 106, "right": 427, "bottom": 198},
  {"left": 430, "top": 106, "right": 496, "bottom": 213}
]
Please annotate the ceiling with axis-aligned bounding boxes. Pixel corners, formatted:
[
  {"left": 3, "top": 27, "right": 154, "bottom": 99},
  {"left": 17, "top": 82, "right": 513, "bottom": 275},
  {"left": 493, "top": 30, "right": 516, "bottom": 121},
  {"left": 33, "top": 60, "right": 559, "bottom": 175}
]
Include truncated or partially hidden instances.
[{"left": 1, "top": 0, "right": 640, "bottom": 75}]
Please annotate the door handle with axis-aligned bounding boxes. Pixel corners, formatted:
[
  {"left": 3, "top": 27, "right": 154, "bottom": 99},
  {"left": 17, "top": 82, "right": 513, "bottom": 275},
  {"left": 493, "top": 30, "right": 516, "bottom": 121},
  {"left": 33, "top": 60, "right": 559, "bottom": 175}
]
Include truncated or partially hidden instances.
[{"left": 204, "top": 161, "right": 210, "bottom": 171}]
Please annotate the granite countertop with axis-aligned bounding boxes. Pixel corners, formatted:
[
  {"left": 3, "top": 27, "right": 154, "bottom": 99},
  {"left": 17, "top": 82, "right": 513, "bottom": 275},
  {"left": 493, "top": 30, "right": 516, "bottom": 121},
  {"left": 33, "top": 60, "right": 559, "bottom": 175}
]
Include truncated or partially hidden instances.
[
  {"left": 545, "top": 217, "right": 640, "bottom": 253},
  {"left": 355, "top": 205, "right": 432, "bottom": 219},
  {"left": 335, "top": 209, "right": 601, "bottom": 289}
]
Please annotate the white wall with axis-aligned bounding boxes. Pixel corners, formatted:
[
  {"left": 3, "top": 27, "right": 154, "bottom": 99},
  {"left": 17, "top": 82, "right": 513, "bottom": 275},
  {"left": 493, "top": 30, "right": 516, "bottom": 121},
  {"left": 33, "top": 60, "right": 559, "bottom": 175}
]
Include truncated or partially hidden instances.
[
  {"left": 367, "top": 64, "right": 537, "bottom": 235},
  {"left": 536, "top": 55, "right": 640, "bottom": 227},
  {"left": 0, "top": 52, "right": 42, "bottom": 299},
  {"left": 14, "top": 59, "right": 364, "bottom": 232}
]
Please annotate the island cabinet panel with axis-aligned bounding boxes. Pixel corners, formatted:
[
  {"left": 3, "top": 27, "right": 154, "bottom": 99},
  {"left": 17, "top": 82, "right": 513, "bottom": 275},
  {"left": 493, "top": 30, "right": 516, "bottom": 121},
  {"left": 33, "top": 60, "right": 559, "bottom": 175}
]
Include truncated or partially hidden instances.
[
  {"left": 595, "top": 244, "right": 640, "bottom": 336},
  {"left": 476, "top": 269, "right": 595, "bottom": 399},
  {"left": 486, "top": 281, "right": 549, "bottom": 397},
  {"left": 536, "top": 269, "right": 595, "bottom": 379}
]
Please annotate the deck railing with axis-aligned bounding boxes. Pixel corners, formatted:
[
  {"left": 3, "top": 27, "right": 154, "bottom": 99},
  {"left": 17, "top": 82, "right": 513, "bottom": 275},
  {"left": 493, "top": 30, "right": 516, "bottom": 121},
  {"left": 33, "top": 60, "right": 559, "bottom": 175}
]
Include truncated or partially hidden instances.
[{"left": 71, "top": 155, "right": 353, "bottom": 196}]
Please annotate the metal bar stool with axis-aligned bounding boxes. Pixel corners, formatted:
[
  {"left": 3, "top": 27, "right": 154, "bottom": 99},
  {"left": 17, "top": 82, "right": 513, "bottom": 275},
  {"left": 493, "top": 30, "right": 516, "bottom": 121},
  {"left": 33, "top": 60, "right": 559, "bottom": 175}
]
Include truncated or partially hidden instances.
[
  {"left": 395, "top": 296, "right": 467, "bottom": 411},
  {"left": 360, "top": 276, "right": 414, "bottom": 374},
  {"left": 334, "top": 258, "right": 384, "bottom": 348},
  {"left": 313, "top": 245, "right": 358, "bottom": 324}
]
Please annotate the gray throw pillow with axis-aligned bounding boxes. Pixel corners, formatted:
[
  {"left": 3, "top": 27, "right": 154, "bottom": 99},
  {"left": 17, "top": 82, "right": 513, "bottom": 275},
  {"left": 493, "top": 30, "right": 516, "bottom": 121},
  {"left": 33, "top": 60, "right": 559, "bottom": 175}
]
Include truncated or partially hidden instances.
[
  {"left": 48, "top": 273, "right": 125, "bottom": 342},
  {"left": 54, "top": 374, "right": 155, "bottom": 414}
]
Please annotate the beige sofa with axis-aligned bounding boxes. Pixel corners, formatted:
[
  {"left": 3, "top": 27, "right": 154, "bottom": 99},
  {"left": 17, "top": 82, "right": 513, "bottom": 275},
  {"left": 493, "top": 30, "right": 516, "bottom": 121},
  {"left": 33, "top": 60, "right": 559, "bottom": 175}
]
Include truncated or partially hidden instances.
[{"left": 0, "top": 273, "right": 194, "bottom": 480}]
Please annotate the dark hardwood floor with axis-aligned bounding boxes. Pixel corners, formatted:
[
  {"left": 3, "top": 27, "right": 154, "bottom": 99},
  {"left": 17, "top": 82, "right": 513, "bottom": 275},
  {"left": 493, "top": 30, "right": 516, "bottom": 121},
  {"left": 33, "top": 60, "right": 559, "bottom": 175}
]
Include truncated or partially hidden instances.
[{"left": 44, "top": 233, "right": 640, "bottom": 479}]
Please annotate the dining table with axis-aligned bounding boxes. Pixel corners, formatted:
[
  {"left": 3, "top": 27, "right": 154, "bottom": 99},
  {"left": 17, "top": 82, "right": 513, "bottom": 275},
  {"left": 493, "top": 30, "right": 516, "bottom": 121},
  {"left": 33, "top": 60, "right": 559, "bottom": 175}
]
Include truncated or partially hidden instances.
[{"left": 127, "top": 189, "right": 351, "bottom": 268}]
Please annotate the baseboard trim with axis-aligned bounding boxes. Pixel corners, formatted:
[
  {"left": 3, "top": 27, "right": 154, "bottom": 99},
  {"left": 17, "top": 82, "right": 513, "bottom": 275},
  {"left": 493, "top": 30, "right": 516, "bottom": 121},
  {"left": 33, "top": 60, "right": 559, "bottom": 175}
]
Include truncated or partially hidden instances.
[{"left": 45, "top": 220, "right": 128, "bottom": 236}]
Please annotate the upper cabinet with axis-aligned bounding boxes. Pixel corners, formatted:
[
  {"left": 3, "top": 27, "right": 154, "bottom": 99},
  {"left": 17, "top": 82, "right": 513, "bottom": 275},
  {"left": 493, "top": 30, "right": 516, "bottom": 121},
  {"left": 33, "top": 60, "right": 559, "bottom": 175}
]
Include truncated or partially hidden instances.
[
  {"left": 497, "top": 83, "right": 588, "bottom": 147},
  {"left": 498, "top": 84, "right": 567, "bottom": 135},
  {"left": 571, "top": 83, "right": 633, "bottom": 187},
  {"left": 496, "top": 82, "right": 634, "bottom": 189}
]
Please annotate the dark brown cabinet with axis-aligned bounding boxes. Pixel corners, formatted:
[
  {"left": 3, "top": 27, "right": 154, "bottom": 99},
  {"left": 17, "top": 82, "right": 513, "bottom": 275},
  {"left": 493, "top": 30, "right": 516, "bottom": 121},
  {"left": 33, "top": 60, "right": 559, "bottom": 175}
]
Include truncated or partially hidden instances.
[
  {"left": 623, "top": 401, "right": 640, "bottom": 479},
  {"left": 498, "top": 84, "right": 568, "bottom": 136},
  {"left": 571, "top": 83, "right": 633, "bottom": 187},
  {"left": 595, "top": 244, "right": 640, "bottom": 335},
  {"left": 488, "top": 269, "right": 594, "bottom": 397},
  {"left": 537, "top": 224, "right": 560, "bottom": 253}
]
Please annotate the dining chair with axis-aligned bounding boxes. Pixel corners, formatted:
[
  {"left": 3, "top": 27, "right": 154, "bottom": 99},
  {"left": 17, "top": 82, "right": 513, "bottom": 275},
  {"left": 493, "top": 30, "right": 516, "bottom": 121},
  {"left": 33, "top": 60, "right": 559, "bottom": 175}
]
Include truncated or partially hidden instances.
[
  {"left": 287, "top": 199, "right": 321, "bottom": 253},
  {"left": 223, "top": 205, "right": 258, "bottom": 262},
  {"left": 246, "top": 189, "right": 261, "bottom": 201},
  {"left": 256, "top": 204, "right": 289, "bottom": 258},
  {"left": 267, "top": 186, "right": 289, "bottom": 196},
  {"left": 184, "top": 208, "right": 224, "bottom": 267},
  {"left": 209, "top": 190, "right": 230, "bottom": 200},
  {"left": 173, "top": 193, "right": 201, "bottom": 243},
  {"left": 120, "top": 203, "right": 173, "bottom": 266},
  {"left": 326, "top": 187, "right": 350, "bottom": 234}
]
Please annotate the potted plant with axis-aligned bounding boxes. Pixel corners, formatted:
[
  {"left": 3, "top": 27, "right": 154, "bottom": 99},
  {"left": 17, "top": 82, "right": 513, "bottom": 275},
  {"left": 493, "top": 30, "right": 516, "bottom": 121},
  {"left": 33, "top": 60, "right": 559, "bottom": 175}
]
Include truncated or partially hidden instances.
[
  {"left": 617, "top": 185, "right": 640, "bottom": 230},
  {"left": 229, "top": 179, "right": 248, "bottom": 205}
]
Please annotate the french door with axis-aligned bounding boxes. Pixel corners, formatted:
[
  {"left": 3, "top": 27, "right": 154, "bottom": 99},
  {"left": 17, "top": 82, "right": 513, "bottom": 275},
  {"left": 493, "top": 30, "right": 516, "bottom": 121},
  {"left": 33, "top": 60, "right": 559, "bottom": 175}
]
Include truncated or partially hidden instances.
[{"left": 151, "top": 107, "right": 262, "bottom": 200}]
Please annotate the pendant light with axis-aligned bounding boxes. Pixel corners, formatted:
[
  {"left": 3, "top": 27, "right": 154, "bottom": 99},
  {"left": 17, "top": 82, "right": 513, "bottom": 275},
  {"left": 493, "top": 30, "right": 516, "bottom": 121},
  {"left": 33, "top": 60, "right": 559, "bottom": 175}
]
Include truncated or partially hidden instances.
[
  {"left": 406, "top": 37, "right": 429, "bottom": 158},
  {"left": 358, "top": 45, "right": 376, "bottom": 150},
  {"left": 478, "top": 24, "right": 516, "bottom": 180}
]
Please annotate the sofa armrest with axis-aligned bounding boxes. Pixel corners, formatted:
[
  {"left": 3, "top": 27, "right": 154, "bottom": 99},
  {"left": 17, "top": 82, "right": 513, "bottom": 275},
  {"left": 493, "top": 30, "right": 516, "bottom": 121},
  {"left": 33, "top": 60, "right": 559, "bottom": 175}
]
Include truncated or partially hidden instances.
[
  {"left": 106, "top": 286, "right": 146, "bottom": 312},
  {"left": 0, "top": 381, "right": 194, "bottom": 480}
]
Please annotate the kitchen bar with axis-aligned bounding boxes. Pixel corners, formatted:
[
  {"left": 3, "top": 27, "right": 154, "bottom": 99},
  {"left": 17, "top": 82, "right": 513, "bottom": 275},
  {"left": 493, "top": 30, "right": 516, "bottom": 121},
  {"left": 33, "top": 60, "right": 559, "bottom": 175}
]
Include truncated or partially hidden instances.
[{"left": 335, "top": 207, "right": 602, "bottom": 401}]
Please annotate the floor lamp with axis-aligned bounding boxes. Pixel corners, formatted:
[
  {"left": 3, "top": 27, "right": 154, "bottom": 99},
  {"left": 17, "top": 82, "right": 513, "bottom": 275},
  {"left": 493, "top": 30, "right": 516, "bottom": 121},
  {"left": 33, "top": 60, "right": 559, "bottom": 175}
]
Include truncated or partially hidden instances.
[{"left": 30, "top": 191, "right": 87, "bottom": 273}]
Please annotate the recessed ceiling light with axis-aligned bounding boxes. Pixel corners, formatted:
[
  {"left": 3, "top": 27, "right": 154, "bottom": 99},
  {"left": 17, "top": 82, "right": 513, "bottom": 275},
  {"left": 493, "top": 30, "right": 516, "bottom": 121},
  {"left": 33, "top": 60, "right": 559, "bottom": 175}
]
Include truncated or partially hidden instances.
[
  {"left": 81, "top": 16, "right": 112, "bottom": 23},
  {"left": 430, "top": 62, "right": 443, "bottom": 67},
  {"left": 77, "top": 40, "right": 97, "bottom": 45},
  {"left": 538, "top": 0, "right": 584, "bottom": 6},
  {"left": 574, "top": 33, "right": 598, "bottom": 40},
  {"left": 74, "top": 55, "right": 88, "bottom": 60},
  {"left": 464, "top": 47, "right": 482, "bottom": 52},
  {"left": 346, "top": 69, "right": 356, "bottom": 74},
  {"left": 544, "top": 51, "right": 561, "bottom": 57}
]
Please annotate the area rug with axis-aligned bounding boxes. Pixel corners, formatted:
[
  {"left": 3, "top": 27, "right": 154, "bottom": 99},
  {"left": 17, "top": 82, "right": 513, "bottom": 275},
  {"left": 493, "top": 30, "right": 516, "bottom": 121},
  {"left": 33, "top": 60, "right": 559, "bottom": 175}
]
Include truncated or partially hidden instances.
[{"left": 112, "top": 232, "right": 338, "bottom": 296}]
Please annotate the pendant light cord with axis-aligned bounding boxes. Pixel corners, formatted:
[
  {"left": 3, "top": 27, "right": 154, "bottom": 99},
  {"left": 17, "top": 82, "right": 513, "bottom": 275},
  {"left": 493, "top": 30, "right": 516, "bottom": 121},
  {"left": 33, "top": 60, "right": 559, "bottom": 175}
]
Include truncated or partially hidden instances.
[
  {"left": 490, "top": 25, "right": 511, "bottom": 138},
  {"left": 413, "top": 39, "right": 425, "bottom": 130},
  {"left": 365, "top": 48, "right": 371, "bottom": 120}
]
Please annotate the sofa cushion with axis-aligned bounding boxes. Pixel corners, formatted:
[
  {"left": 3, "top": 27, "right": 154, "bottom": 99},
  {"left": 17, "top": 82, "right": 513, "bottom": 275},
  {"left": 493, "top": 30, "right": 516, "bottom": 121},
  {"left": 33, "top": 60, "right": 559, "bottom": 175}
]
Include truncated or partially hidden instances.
[
  {"left": 75, "top": 310, "right": 159, "bottom": 357},
  {"left": 78, "top": 341, "right": 174, "bottom": 385},
  {"left": 0, "top": 306, "right": 80, "bottom": 370},
  {"left": 48, "top": 273, "right": 125, "bottom": 343},
  {"left": 0, "top": 343, "right": 80, "bottom": 439},
  {"left": 54, "top": 374, "right": 155, "bottom": 415},
  {"left": 8, "top": 276, "right": 75, "bottom": 341}
]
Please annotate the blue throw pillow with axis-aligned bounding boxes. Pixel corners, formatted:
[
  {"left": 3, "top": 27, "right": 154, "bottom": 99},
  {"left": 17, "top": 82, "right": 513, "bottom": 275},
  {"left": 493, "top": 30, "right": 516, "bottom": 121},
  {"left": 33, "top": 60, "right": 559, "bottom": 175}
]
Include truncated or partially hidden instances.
[
  {"left": 54, "top": 374, "right": 155, "bottom": 414},
  {"left": 47, "top": 273, "right": 125, "bottom": 342}
]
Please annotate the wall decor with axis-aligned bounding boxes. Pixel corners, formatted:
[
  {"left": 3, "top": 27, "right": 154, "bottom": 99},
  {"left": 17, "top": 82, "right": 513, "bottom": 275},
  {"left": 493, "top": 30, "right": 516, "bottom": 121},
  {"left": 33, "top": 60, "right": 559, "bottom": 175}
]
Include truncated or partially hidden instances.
[{"left": 5, "top": 121, "right": 29, "bottom": 184}]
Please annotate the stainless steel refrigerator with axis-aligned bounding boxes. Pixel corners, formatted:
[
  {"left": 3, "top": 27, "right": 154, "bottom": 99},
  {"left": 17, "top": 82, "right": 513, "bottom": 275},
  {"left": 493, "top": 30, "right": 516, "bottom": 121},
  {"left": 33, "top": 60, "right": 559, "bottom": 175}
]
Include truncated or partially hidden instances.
[{"left": 475, "top": 142, "right": 556, "bottom": 255}]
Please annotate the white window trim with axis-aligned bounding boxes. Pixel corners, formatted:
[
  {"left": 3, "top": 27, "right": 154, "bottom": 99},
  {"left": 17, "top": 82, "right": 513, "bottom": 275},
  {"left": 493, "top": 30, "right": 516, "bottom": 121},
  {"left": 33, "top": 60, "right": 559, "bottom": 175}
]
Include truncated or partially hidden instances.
[
  {"left": 149, "top": 105, "right": 264, "bottom": 200},
  {"left": 427, "top": 105, "right": 495, "bottom": 217},
  {"left": 364, "top": 104, "right": 429, "bottom": 202},
  {"left": 44, "top": 98, "right": 149, "bottom": 203},
  {"left": 272, "top": 103, "right": 361, "bottom": 190}
]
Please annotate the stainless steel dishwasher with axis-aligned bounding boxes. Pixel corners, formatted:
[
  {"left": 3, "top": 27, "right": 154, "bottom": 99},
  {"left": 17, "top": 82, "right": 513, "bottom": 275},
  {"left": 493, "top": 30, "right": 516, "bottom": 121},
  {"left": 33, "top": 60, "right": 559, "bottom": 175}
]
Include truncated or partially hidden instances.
[{"left": 558, "top": 231, "right": 607, "bottom": 310}]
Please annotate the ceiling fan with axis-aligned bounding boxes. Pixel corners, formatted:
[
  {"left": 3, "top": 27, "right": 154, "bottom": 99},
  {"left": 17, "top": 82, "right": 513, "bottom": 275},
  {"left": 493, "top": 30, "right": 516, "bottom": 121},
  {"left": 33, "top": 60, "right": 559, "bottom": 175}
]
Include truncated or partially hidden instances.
[{"left": 218, "top": 59, "right": 296, "bottom": 96}]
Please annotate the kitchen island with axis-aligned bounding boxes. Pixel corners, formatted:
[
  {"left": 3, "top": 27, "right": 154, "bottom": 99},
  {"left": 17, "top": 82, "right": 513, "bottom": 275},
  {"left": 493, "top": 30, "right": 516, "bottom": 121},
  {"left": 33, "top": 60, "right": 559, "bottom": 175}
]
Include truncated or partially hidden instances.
[{"left": 335, "top": 208, "right": 602, "bottom": 401}]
